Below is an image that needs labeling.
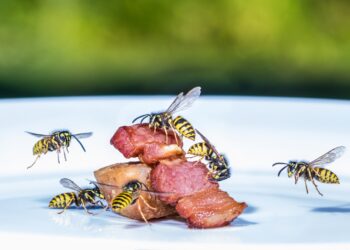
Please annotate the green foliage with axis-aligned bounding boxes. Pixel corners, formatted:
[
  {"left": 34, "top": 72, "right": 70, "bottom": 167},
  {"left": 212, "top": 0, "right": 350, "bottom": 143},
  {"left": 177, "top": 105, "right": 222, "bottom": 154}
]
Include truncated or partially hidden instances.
[{"left": 0, "top": 0, "right": 350, "bottom": 98}]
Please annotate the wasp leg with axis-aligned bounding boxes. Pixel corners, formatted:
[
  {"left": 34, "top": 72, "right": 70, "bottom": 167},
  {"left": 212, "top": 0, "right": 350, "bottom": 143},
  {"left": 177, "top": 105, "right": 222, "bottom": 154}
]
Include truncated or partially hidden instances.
[
  {"left": 163, "top": 126, "right": 169, "bottom": 144},
  {"left": 92, "top": 200, "right": 108, "bottom": 210},
  {"left": 63, "top": 147, "right": 67, "bottom": 162},
  {"left": 186, "top": 156, "right": 197, "bottom": 159},
  {"left": 169, "top": 123, "right": 179, "bottom": 145},
  {"left": 206, "top": 170, "right": 213, "bottom": 181},
  {"left": 193, "top": 156, "right": 204, "bottom": 167},
  {"left": 304, "top": 177, "right": 309, "bottom": 194},
  {"left": 90, "top": 200, "right": 108, "bottom": 215},
  {"left": 56, "top": 149, "right": 61, "bottom": 164},
  {"left": 137, "top": 199, "right": 149, "bottom": 225},
  {"left": 294, "top": 171, "right": 300, "bottom": 184},
  {"left": 27, "top": 155, "right": 40, "bottom": 169},
  {"left": 57, "top": 198, "right": 74, "bottom": 214},
  {"left": 96, "top": 200, "right": 105, "bottom": 207},
  {"left": 308, "top": 168, "right": 323, "bottom": 196},
  {"left": 81, "top": 199, "right": 95, "bottom": 215},
  {"left": 139, "top": 195, "right": 157, "bottom": 210}
]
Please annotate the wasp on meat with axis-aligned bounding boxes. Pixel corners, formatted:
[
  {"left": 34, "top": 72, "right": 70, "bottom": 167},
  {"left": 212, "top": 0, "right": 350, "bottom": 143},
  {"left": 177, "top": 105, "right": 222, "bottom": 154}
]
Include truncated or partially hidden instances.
[
  {"left": 273, "top": 146, "right": 346, "bottom": 196},
  {"left": 187, "top": 129, "right": 231, "bottom": 181},
  {"left": 132, "top": 86, "right": 201, "bottom": 144},
  {"left": 26, "top": 130, "right": 92, "bottom": 169},
  {"left": 49, "top": 178, "right": 106, "bottom": 214},
  {"left": 91, "top": 180, "right": 170, "bottom": 224}
]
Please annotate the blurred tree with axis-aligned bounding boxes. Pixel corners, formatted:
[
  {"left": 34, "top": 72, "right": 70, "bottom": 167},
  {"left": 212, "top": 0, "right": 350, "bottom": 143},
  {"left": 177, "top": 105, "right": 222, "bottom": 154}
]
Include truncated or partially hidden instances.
[{"left": 0, "top": 0, "right": 349, "bottom": 98}]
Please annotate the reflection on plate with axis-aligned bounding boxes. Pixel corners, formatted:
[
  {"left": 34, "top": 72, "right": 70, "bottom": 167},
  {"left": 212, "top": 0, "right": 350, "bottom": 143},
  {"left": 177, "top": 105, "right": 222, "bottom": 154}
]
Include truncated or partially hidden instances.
[{"left": 1, "top": 172, "right": 350, "bottom": 245}]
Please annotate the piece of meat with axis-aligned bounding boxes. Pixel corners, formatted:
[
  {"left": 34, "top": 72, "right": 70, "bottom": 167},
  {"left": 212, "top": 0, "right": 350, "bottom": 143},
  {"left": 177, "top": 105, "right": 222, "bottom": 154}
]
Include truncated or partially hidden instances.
[
  {"left": 139, "top": 143, "right": 185, "bottom": 164},
  {"left": 94, "top": 162, "right": 176, "bottom": 221},
  {"left": 151, "top": 159, "right": 219, "bottom": 204},
  {"left": 110, "top": 124, "right": 184, "bottom": 164},
  {"left": 176, "top": 187, "right": 247, "bottom": 228}
]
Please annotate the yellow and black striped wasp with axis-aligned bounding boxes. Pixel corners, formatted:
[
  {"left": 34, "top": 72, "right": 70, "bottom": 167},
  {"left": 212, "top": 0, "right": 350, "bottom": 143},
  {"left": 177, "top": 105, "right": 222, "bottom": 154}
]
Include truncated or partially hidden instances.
[
  {"left": 26, "top": 130, "right": 92, "bottom": 169},
  {"left": 273, "top": 146, "right": 346, "bottom": 196},
  {"left": 49, "top": 178, "right": 106, "bottom": 214},
  {"left": 132, "top": 86, "right": 201, "bottom": 144},
  {"left": 91, "top": 180, "right": 170, "bottom": 224},
  {"left": 187, "top": 130, "right": 231, "bottom": 181}
]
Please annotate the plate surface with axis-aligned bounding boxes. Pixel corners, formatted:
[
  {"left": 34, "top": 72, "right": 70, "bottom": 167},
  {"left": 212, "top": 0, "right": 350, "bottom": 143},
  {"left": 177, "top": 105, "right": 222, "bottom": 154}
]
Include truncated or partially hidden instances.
[{"left": 0, "top": 96, "right": 350, "bottom": 249}]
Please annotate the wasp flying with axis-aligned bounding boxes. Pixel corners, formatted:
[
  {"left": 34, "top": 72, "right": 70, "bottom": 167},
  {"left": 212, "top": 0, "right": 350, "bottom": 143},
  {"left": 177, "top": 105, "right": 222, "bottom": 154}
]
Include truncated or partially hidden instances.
[
  {"left": 26, "top": 130, "right": 92, "bottom": 169},
  {"left": 49, "top": 178, "right": 106, "bottom": 214},
  {"left": 273, "top": 146, "right": 346, "bottom": 196},
  {"left": 132, "top": 87, "right": 201, "bottom": 144},
  {"left": 187, "top": 129, "right": 231, "bottom": 181},
  {"left": 91, "top": 180, "right": 170, "bottom": 224}
]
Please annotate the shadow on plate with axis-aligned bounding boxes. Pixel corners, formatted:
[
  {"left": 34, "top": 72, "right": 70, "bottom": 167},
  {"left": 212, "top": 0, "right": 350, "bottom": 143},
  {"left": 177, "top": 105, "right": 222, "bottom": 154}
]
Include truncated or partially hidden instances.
[
  {"left": 243, "top": 205, "right": 257, "bottom": 214},
  {"left": 311, "top": 203, "right": 350, "bottom": 213},
  {"left": 231, "top": 217, "right": 257, "bottom": 227}
]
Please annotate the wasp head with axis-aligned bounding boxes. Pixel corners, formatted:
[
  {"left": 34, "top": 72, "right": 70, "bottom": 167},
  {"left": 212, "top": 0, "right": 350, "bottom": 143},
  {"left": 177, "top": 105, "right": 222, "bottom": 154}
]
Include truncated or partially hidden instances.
[
  {"left": 273, "top": 161, "right": 297, "bottom": 177},
  {"left": 91, "top": 185, "right": 105, "bottom": 199},
  {"left": 286, "top": 161, "right": 298, "bottom": 177},
  {"left": 123, "top": 180, "right": 142, "bottom": 193}
]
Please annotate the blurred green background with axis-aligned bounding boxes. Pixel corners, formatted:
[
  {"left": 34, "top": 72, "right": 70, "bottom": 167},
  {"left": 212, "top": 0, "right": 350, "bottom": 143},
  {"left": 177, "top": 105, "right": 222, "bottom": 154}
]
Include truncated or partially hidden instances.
[{"left": 1, "top": 0, "right": 350, "bottom": 98}]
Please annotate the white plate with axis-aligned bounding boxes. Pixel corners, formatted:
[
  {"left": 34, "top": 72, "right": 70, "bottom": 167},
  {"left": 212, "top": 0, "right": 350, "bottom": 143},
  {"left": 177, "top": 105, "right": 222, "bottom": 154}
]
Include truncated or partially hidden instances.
[{"left": 1, "top": 96, "right": 350, "bottom": 249}]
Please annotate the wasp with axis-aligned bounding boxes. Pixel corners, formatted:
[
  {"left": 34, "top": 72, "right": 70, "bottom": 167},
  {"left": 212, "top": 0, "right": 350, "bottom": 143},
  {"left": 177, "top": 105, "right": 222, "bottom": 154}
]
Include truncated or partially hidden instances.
[
  {"left": 91, "top": 180, "right": 169, "bottom": 224},
  {"left": 132, "top": 86, "right": 201, "bottom": 144},
  {"left": 49, "top": 178, "right": 106, "bottom": 214},
  {"left": 273, "top": 146, "right": 346, "bottom": 196},
  {"left": 26, "top": 130, "right": 92, "bottom": 169},
  {"left": 187, "top": 129, "right": 231, "bottom": 181}
]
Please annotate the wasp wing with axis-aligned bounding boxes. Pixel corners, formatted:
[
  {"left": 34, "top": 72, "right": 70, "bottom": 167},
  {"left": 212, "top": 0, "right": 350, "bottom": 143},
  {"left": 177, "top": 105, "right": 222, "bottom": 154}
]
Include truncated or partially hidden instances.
[
  {"left": 26, "top": 131, "right": 50, "bottom": 138},
  {"left": 166, "top": 86, "right": 201, "bottom": 114},
  {"left": 73, "top": 132, "right": 93, "bottom": 139},
  {"left": 195, "top": 129, "right": 221, "bottom": 158},
  {"left": 165, "top": 91, "right": 184, "bottom": 113},
  {"left": 60, "top": 178, "right": 82, "bottom": 192},
  {"left": 309, "top": 146, "right": 346, "bottom": 167}
]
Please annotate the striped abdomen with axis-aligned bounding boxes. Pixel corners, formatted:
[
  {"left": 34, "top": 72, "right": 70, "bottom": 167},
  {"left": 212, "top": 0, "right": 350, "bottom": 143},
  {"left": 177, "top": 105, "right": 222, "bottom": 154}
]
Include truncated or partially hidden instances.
[
  {"left": 173, "top": 116, "right": 195, "bottom": 140},
  {"left": 49, "top": 192, "right": 77, "bottom": 208},
  {"left": 187, "top": 142, "right": 213, "bottom": 158},
  {"left": 111, "top": 191, "right": 134, "bottom": 212},
  {"left": 33, "top": 137, "right": 59, "bottom": 155},
  {"left": 313, "top": 167, "right": 340, "bottom": 184}
]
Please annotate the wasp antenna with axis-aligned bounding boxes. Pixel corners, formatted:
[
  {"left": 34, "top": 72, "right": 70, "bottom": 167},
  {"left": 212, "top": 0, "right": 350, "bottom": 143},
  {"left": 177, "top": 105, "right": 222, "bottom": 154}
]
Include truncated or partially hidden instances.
[
  {"left": 71, "top": 135, "right": 87, "bottom": 152},
  {"left": 277, "top": 165, "right": 289, "bottom": 177},
  {"left": 140, "top": 114, "right": 151, "bottom": 124},
  {"left": 132, "top": 114, "right": 150, "bottom": 124},
  {"left": 87, "top": 179, "right": 99, "bottom": 188},
  {"left": 272, "top": 162, "right": 287, "bottom": 167}
]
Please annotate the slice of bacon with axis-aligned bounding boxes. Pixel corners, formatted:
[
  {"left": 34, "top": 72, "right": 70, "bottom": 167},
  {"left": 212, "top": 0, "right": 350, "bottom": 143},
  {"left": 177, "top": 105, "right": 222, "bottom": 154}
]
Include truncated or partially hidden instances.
[
  {"left": 110, "top": 124, "right": 184, "bottom": 164},
  {"left": 176, "top": 187, "right": 247, "bottom": 228},
  {"left": 151, "top": 159, "right": 218, "bottom": 204}
]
